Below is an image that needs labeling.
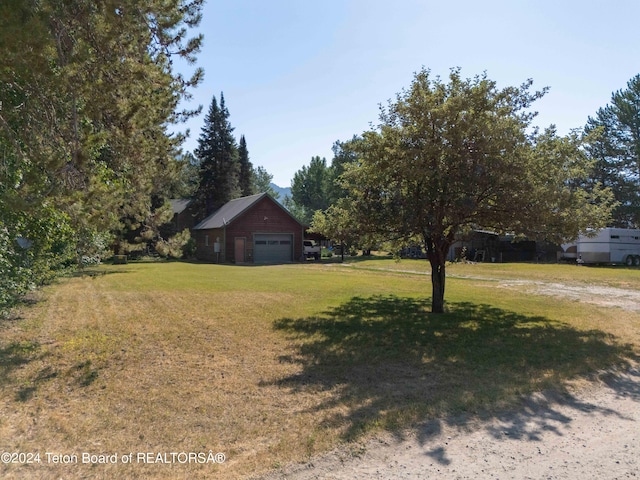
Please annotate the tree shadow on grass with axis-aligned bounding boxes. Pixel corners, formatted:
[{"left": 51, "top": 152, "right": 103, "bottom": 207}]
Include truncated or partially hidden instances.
[
  {"left": 270, "top": 295, "right": 636, "bottom": 443},
  {"left": 0, "top": 340, "right": 48, "bottom": 399},
  {"left": 71, "top": 268, "right": 133, "bottom": 278},
  {"left": 0, "top": 341, "right": 41, "bottom": 370},
  {"left": 1, "top": 294, "right": 45, "bottom": 324},
  {"left": 1, "top": 340, "right": 100, "bottom": 401}
]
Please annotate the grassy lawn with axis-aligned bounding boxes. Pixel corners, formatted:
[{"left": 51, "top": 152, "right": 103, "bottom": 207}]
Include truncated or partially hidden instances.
[
  {"left": 1, "top": 260, "right": 639, "bottom": 479},
  {"left": 336, "top": 254, "right": 640, "bottom": 288}
]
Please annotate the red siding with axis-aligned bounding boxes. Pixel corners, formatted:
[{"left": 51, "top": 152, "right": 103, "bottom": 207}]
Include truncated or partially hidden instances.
[
  {"left": 174, "top": 205, "right": 197, "bottom": 232},
  {"left": 195, "top": 196, "right": 303, "bottom": 263},
  {"left": 195, "top": 228, "right": 224, "bottom": 262}
]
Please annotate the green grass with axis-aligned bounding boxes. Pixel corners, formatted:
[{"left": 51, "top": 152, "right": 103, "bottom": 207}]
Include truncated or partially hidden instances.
[
  {"left": 339, "top": 255, "right": 640, "bottom": 289},
  {"left": 0, "top": 260, "right": 638, "bottom": 479}
]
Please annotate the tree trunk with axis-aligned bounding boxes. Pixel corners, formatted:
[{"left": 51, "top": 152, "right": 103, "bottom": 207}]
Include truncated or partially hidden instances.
[
  {"left": 430, "top": 257, "right": 446, "bottom": 313},
  {"left": 426, "top": 235, "right": 450, "bottom": 313}
]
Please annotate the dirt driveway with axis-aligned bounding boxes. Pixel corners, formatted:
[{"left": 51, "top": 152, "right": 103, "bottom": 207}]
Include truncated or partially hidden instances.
[
  {"left": 497, "top": 279, "right": 640, "bottom": 313},
  {"left": 257, "top": 366, "right": 639, "bottom": 480}
]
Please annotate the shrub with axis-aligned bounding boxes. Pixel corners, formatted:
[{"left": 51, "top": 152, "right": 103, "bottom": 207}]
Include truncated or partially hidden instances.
[
  {"left": 321, "top": 247, "right": 333, "bottom": 258},
  {"left": 0, "top": 207, "right": 75, "bottom": 316}
]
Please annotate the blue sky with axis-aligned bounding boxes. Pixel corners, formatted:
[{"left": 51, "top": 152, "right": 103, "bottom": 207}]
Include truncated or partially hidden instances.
[{"left": 175, "top": 0, "right": 640, "bottom": 187}]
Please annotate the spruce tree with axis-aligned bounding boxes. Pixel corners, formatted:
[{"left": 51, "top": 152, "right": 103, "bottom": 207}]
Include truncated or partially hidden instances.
[
  {"left": 194, "top": 93, "right": 240, "bottom": 217},
  {"left": 237, "top": 135, "right": 255, "bottom": 196}
]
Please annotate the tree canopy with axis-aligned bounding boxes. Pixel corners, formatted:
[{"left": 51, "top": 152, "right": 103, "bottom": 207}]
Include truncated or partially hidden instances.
[
  {"left": 0, "top": 0, "right": 204, "bottom": 312},
  {"left": 193, "top": 93, "right": 240, "bottom": 217},
  {"left": 254, "top": 166, "right": 280, "bottom": 200},
  {"left": 584, "top": 74, "right": 640, "bottom": 227},
  {"left": 288, "top": 156, "right": 332, "bottom": 224},
  {"left": 238, "top": 135, "right": 256, "bottom": 197},
  {"left": 288, "top": 147, "right": 355, "bottom": 224},
  {"left": 312, "top": 68, "right": 614, "bottom": 313}
]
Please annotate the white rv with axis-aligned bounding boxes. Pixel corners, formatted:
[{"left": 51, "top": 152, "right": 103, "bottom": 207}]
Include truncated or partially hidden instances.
[{"left": 561, "top": 228, "right": 640, "bottom": 266}]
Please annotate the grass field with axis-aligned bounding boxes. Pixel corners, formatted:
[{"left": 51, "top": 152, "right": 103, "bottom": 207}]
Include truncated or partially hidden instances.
[{"left": 1, "top": 259, "right": 639, "bottom": 479}]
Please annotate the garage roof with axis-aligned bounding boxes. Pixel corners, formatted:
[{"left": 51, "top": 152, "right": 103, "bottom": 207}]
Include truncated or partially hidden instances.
[
  {"left": 169, "top": 198, "right": 192, "bottom": 215},
  {"left": 193, "top": 193, "right": 269, "bottom": 230}
]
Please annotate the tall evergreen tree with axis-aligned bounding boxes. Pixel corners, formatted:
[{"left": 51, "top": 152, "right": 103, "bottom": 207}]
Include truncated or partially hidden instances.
[
  {"left": 585, "top": 74, "right": 640, "bottom": 227},
  {"left": 194, "top": 93, "right": 240, "bottom": 216},
  {"left": 237, "top": 135, "right": 255, "bottom": 196},
  {"left": 0, "top": 0, "right": 203, "bottom": 309}
]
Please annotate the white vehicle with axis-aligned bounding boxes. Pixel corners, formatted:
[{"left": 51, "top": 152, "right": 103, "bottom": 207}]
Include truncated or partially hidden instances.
[
  {"left": 303, "top": 240, "right": 321, "bottom": 260},
  {"left": 561, "top": 228, "right": 640, "bottom": 266}
]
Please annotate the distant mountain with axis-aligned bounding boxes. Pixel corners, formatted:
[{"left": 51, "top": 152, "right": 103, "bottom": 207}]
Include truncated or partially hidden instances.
[{"left": 270, "top": 183, "right": 291, "bottom": 203}]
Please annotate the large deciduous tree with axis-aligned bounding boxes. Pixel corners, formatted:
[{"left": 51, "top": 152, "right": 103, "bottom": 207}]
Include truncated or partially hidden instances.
[
  {"left": 289, "top": 156, "right": 332, "bottom": 224},
  {"left": 288, "top": 141, "right": 360, "bottom": 224},
  {"left": 314, "top": 68, "right": 613, "bottom": 313},
  {"left": 584, "top": 74, "right": 640, "bottom": 227}
]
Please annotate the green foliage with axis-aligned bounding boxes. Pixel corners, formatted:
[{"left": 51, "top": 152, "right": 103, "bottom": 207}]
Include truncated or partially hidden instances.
[
  {"left": 254, "top": 166, "right": 280, "bottom": 199},
  {"left": 192, "top": 96, "right": 280, "bottom": 213},
  {"left": 156, "top": 228, "right": 192, "bottom": 259},
  {"left": 0, "top": 0, "right": 204, "bottom": 310},
  {"left": 181, "top": 235, "right": 197, "bottom": 258},
  {"left": 0, "top": 206, "right": 75, "bottom": 315},
  {"left": 289, "top": 141, "right": 359, "bottom": 225},
  {"left": 289, "top": 156, "right": 332, "bottom": 224},
  {"left": 326, "top": 138, "right": 360, "bottom": 205},
  {"left": 584, "top": 74, "right": 640, "bottom": 227},
  {"left": 168, "top": 152, "right": 200, "bottom": 199},
  {"left": 193, "top": 93, "right": 240, "bottom": 217},
  {"left": 238, "top": 135, "right": 256, "bottom": 197},
  {"left": 314, "top": 68, "right": 614, "bottom": 312},
  {"left": 309, "top": 205, "right": 377, "bottom": 254},
  {"left": 114, "top": 199, "right": 193, "bottom": 258}
]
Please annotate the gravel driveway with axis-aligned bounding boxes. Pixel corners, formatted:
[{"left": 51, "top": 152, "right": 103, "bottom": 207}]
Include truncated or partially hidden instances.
[{"left": 257, "top": 366, "right": 640, "bottom": 479}]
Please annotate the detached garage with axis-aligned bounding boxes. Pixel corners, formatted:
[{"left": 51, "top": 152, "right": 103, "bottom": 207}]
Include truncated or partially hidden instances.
[{"left": 193, "top": 193, "right": 304, "bottom": 264}]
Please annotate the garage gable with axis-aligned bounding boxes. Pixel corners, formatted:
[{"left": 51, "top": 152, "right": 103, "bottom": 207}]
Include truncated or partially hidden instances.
[{"left": 194, "top": 193, "right": 304, "bottom": 263}]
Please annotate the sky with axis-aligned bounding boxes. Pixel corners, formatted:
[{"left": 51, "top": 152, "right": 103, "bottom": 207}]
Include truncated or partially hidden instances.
[{"left": 174, "top": 0, "right": 640, "bottom": 187}]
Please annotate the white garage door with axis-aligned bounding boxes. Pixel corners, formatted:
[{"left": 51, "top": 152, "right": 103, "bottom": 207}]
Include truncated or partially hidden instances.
[{"left": 253, "top": 234, "right": 293, "bottom": 263}]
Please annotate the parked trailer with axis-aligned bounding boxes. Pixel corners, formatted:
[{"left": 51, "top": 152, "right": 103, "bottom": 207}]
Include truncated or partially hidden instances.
[{"left": 561, "top": 228, "right": 640, "bottom": 266}]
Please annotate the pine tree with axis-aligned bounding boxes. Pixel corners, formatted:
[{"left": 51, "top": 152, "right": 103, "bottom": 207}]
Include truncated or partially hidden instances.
[
  {"left": 0, "top": 0, "right": 204, "bottom": 306},
  {"left": 237, "top": 135, "right": 255, "bottom": 196},
  {"left": 585, "top": 74, "right": 640, "bottom": 227},
  {"left": 194, "top": 93, "right": 240, "bottom": 217}
]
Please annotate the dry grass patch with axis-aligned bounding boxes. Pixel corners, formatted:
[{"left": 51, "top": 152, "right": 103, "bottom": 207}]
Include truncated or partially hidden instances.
[{"left": 0, "top": 261, "right": 638, "bottom": 479}]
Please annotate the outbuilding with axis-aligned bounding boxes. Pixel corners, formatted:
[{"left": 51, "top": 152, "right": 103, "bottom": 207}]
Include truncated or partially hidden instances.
[
  {"left": 193, "top": 193, "right": 304, "bottom": 264},
  {"left": 169, "top": 198, "right": 197, "bottom": 233}
]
